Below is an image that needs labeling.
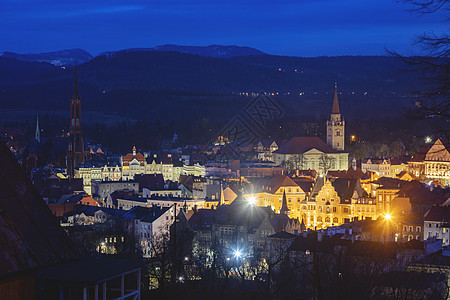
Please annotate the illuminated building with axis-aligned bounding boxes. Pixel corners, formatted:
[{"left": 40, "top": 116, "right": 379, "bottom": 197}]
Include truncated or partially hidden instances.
[
  {"left": 409, "top": 139, "right": 450, "bottom": 186},
  {"left": 273, "top": 85, "right": 349, "bottom": 172}
]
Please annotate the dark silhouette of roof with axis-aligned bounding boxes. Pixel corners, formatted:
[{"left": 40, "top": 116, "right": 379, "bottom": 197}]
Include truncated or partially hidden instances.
[
  {"left": 189, "top": 191, "right": 272, "bottom": 233},
  {"left": 424, "top": 206, "right": 450, "bottom": 223},
  {"left": 268, "top": 231, "right": 297, "bottom": 239},
  {"left": 330, "top": 178, "right": 368, "bottom": 202},
  {"left": 409, "top": 144, "right": 432, "bottom": 162},
  {"left": 396, "top": 181, "right": 448, "bottom": 206},
  {"left": 121, "top": 206, "right": 170, "bottom": 223},
  {"left": 134, "top": 173, "right": 165, "bottom": 191},
  {"left": 372, "top": 177, "right": 409, "bottom": 189},
  {"left": 0, "top": 138, "right": 79, "bottom": 276},
  {"left": 275, "top": 137, "right": 338, "bottom": 155}
]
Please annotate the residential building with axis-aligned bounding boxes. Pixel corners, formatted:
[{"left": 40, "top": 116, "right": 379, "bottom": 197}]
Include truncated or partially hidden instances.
[
  {"left": 246, "top": 174, "right": 306, "bottom": 219},
  {"left": 121, "top": 206, "right": 176, "bottom": 257},
  {"left": 361, "top": 157, "right": 391, "bottom": 177},
  {"left": 424, "top": 206, "right": 450, "bottom": 247},
  {"left": 254, "top": 140, "right": 279, "bottom": 161},
  {"left": 91, "top": 180, "right": 139, "bottom": 203}
]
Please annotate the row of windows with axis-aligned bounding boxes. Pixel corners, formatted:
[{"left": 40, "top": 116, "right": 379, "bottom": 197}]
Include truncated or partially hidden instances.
[
  {"left": 356, "top": 207, "right": 375, "bottom": 213},
  {"left": 403, "top": 225, "right": 421, "bottom": 233},
  {"left": 315, "top": 216, "right": 339, "bottom": 224},
  {"left": 104, "top": 236, "right": 124, "bottom": 243}
]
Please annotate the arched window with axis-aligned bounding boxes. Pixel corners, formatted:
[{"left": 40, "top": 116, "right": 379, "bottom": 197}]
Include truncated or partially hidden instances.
[
  {"left": 317, "top": 216, "right": 323, "bottom": 223},
  {"left": 325, "top": 217, "right": 330, "bottom": 223},
  {"left": 336, "top": 131, "right": 341, "bottom": 136},
  {"left": 333, "top": 217, "right": 338, "bottom": 224}
]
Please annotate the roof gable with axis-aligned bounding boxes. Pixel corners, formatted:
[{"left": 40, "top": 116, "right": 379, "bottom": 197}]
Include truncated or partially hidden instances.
[{"left": 425, "top": 139, "right": 450, "bottom": 162}]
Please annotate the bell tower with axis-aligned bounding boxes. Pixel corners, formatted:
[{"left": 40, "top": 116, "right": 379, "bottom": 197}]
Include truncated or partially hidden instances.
[
  {"left": 67, "top": 65, "right": 85, "bottom": 177},
  {"left": 326, "top": 83, "right": 345, "bottom": 151}
]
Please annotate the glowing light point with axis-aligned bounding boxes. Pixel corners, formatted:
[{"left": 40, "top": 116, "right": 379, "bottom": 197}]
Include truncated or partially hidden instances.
[
  {"left": 248, "top": 196, "right": 256, "bottom": 205},
  {"left": 234, "top": 249, "right": 242, "bottom": 259},
  {"left": 385, "top": 214, "right": 391, "bottom": 221}
]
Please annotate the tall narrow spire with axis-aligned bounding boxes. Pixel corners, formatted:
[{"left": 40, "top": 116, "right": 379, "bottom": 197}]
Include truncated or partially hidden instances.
[
  {"left": 219, "top": 183, "right": 225, "bottom": 206},
  {"left": 72, "top": 64, "right": 79, "bottom": 99},
  {"left": 280, "top": 190, "right": 290, "bottom": 216},
  {"left": 35, "top": 113, "right": 40, "bottom": 143},
  {"left": 332, "top": 82, "right": 340, "bottom": 114}
]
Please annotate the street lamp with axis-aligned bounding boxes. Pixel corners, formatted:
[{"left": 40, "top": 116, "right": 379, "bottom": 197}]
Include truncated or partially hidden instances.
[
  {"left": 234, "top": 249, "right": 242, "bottom": 259},
  {"left": 385, "top": 214, "right": 391, "bottom": 221},
  {"left": 248, "top": 196, "right": 256, "bottom": 205}
]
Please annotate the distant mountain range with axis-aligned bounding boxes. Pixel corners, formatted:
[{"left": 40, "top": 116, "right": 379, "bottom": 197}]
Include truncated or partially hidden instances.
[
  {"left": 0, "top": 46, "right": 427, "bottom": 122},
  {"left": 1, "top": 45, "right": 266, "bottom": 66},
  {"left": 1, "top": 49, "right": 93, "bottom": 66},
  {"left": 101, "top": 45, "right": 266, "bottom": 59}
]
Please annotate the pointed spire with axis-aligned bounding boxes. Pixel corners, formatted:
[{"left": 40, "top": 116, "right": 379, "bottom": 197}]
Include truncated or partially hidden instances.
[
  {"left": 183, "top": 199, "right": 188, "bottom": 213},
  {"left": 332, "top": 82, "right": 340, "bottom": 114},
  {"left": 35, "top": 113, "right": 40, "bottom": 143},
  {"left": 132, "top": 146, "right": 136, "bottom": 155},
  {"left": 280, "top": 190, "right": 290, "bottom": 216},
  {"left": 72, "top": 64, "right": 80, "bottom": 99},
  {"left": 219, "top": 183, "right": 225, "bottom": 206}
]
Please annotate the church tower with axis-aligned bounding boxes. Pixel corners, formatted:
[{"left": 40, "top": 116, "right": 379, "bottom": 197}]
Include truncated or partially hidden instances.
[
  {"left": 67, "top": 65, "right": 85, "bottom": 177},
  {"left": 326, "top": 83, "right": 345, "bottom": 151}
]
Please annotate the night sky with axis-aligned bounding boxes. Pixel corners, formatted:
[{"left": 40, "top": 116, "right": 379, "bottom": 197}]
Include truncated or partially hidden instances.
[{"left": 1, "top": 0, "right": 447, "bottom": 56}]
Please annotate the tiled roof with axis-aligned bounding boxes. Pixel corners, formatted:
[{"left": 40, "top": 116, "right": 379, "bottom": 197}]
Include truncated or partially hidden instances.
[
  {"left": 330, "top": 178, "right": 368, "bottom": 202},
  {"left": 424, "top": 206, "right": 450, "bottom": 223},
  {"left": 121, "top": 206, "right": 169, "bottom": 223},
  {"left": 135, "top": 174, "right": 164, "bottom": 191},
  {"left": 396, "top": 181, "right": 447, "bottom": 205},
  {"left": 0, "top": 137, "right": 79, "bottom": 275},
  {"left": 409, "top": 145, "right": 432, "bottom": 162},
  {"left": 121, "top": 152, "right": 145, "bottom": 162},
  {"left": 275, "top": 137, "right": 338, "bottom": 154},
  {"left": 258, "top": 174, "right": 301, "bottom": 194}
]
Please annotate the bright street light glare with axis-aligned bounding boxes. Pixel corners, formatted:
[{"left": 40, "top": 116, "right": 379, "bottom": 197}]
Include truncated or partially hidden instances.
[
  {"left": 234, "top": 249, "right": 242, "bottom": 259},
  {"left": 248, "top": 196, "right": 256, "bottom": 205},
  {"left": 385, "top": 214, "right": 391, "bottom": 221}
]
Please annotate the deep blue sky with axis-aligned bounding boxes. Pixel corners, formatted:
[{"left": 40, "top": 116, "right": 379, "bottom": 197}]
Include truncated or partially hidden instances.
[{"left": 0, "top": 0, "right": 447, "bottom": 56}]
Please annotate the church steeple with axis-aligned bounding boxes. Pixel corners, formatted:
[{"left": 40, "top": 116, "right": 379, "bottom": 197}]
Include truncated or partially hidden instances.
[
  {"left": 219, "top": 183, "right": 225, "bottom": 206},
  {"left": 280, "top": 190, "right": 290, "bottom": 216},
  {"left": 67, "top": 65, "right": 85, "bottom": 177},
  {"left": 35, "top": 113, "right": 40, "bottom": 143},
  {"left": 332, "top": 82, "right": 340, "bottom": 115},
  {"left": 327, "top": 83, "right": 345, "bottom": 151}
]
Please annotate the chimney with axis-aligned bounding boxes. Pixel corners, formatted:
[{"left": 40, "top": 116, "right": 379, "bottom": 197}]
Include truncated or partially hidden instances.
[{"left": 352, "top": 158, "right": 357, "bottom": 171}]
